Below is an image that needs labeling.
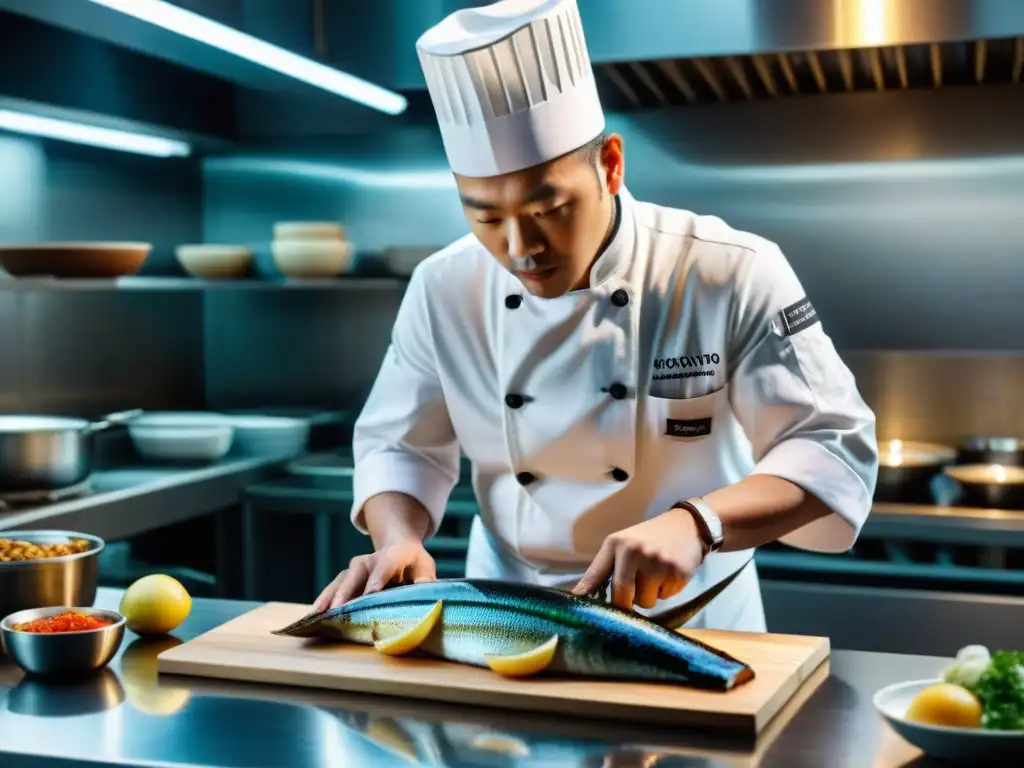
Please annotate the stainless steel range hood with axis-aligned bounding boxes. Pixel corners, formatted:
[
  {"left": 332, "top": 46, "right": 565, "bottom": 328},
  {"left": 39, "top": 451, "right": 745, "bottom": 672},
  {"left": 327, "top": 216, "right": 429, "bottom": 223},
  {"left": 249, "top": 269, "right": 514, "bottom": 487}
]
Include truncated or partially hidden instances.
[
  {"left": 597, "top": 36, "right": 1024, "bottom": 110},
  {"left": 591, "top": 0, "right": 1024, "bottom": 109}
]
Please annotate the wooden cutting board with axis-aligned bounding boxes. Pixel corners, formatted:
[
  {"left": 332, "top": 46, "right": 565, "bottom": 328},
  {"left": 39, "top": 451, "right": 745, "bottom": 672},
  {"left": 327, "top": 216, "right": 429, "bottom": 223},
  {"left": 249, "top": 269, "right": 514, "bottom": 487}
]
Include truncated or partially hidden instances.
[{"left": 157, "top": 602, "right": 830, "bottom": 735}]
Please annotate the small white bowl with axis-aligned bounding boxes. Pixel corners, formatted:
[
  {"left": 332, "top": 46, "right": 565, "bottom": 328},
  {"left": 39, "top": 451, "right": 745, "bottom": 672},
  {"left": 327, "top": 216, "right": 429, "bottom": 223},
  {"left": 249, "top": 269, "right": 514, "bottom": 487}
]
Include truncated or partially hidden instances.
[
  {"left": 273, "top": 221, "right": 345, "bottom": 241},
  {"left": 229, "top": 416, "right": 310, "bottom": 457},
  {"left": 873, "top": 679, "right": 1024, "bottom": 762},
  {"left": 271, "top": 239, "right": 353, "bottom": 278},
  {"left": 176, "top": 244, "right": 253, "bottom": 279},
  {"left": 130, "top": 412, "right": 231, "bottom": 429},
  {"left": 129, "top": 425, "right": 233, "bottom": 463}
]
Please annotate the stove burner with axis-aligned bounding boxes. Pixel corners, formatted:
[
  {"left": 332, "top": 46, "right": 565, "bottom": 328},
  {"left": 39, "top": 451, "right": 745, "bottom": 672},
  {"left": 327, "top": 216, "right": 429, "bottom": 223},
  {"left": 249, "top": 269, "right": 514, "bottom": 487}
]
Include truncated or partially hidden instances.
[{"left": 0, "top": 480, "right": 94, "bottom": 511}]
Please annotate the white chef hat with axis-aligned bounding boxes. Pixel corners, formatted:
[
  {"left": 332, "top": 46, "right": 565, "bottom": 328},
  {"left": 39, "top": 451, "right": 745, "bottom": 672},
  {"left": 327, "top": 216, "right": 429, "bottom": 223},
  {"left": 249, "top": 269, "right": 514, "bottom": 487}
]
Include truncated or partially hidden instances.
[{"left": 416, "top": 0, "right": 606, "bottom": 179}]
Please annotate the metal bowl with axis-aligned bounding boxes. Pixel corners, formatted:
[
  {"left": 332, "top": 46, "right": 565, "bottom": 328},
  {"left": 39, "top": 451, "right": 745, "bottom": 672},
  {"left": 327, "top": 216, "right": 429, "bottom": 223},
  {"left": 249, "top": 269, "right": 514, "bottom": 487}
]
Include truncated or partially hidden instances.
[
  {"left": 1, "top": 606, "right": 125, "bottom": 677},
  {"left": 0, "top": 530, "right": 104, "bottom": 620}
]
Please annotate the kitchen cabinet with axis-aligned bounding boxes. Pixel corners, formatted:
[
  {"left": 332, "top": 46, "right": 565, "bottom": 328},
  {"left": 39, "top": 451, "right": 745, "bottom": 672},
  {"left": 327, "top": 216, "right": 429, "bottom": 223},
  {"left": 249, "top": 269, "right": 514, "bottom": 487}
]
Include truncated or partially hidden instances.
[
  {"left": 0, "top": 11, "right": 235, "bottom": 140},
  {"left": 318, "top": 1, "right": 458, "bottom": 91},
  {"left": 239, "top": 0, "right": 317, "bottom": 59}
]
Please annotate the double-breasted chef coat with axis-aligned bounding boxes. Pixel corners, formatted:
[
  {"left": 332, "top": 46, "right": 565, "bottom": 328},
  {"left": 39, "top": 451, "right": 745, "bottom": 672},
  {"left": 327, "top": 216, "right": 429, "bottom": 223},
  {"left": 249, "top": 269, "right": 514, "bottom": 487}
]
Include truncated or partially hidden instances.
[{"left": 350, "top": 187, "right": 879, "bottom": 633}]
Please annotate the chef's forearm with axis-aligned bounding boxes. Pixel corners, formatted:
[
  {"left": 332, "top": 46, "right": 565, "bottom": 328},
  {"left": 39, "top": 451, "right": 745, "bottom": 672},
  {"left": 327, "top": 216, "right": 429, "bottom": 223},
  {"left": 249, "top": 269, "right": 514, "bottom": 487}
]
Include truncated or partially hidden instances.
[
  {"left": 701, "top": 474, "right": 833, "bottom": 553},
  {"left": 363, "top": 492, "right": 435, "bottom": 549}
]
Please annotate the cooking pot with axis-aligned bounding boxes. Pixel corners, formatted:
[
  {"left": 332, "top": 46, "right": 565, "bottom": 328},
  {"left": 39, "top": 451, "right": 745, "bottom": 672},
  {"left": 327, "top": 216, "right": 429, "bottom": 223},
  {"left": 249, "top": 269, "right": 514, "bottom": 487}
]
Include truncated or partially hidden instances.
[
  {"left": 943, "top": 464, "right": 1024, "bottom": 510},
  {"left": 0, "top": 409, "right": 141, "bottom": 492},
  {"left": 875, "top": 440, "right": 956, "bottom": 503}
]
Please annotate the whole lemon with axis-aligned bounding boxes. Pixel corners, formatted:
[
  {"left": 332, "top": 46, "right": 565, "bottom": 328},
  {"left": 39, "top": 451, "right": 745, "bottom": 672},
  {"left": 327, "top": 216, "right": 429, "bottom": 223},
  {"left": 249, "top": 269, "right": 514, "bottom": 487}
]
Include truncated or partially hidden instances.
[
  {"left": 119, "top": 574, "right": 192, "bottom": 636},
  {"left": 905, "top": 683, "right": 983, "bottom": 728}
]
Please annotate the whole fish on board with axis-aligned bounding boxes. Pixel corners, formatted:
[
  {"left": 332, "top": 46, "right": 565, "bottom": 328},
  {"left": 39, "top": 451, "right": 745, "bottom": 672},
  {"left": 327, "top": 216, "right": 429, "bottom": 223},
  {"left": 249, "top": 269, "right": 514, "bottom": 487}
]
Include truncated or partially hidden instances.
[{"left": 273, "top": 557, "right": 756, "bottom": 691}]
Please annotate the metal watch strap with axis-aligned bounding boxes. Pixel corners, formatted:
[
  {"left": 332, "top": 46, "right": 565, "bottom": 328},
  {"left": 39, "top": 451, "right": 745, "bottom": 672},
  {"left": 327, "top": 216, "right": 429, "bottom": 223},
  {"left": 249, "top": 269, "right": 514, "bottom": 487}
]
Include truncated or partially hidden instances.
[{"left": 673, "top": 497, "right": 724, "bottom": 556}]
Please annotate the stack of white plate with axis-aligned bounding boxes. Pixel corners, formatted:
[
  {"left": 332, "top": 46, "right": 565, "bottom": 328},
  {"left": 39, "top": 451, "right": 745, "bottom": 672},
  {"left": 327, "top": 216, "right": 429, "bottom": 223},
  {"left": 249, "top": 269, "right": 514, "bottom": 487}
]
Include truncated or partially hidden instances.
[
  {"left": 271, "top": 221, "right": 353, "bottom": 278},
  {"left": 229, "top": 416, "right": 310, "bottom": 458}
]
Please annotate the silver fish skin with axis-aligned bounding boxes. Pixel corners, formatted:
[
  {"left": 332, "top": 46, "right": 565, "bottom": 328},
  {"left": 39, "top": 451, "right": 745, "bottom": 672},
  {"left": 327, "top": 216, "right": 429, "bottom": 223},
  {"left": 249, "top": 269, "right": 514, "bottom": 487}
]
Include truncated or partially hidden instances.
[{"left": 273, "top": 580, "right": 755, "bottom": 691}]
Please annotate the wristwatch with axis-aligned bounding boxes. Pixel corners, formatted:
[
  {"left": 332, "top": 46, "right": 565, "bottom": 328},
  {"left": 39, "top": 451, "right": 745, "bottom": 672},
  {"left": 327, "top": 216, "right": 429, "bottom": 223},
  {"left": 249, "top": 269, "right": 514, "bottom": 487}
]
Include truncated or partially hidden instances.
[{"left": 672, "top": 497, "right": 724, "bottom": 557}]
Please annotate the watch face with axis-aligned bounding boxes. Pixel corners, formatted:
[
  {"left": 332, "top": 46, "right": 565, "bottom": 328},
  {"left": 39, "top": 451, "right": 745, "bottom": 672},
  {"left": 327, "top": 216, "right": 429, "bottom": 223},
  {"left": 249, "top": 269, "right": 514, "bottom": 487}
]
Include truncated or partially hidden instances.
[{"left": 685, "top": 499, "right": 723, "bottom": 548}]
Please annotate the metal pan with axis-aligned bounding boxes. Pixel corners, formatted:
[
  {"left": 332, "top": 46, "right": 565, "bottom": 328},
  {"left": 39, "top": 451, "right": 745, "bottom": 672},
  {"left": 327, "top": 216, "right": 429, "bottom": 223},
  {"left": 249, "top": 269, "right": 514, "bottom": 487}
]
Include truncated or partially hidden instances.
[
  {"left": 943, "top": 464, "right": 1024, "bottom": 510},
  {"left": 875, "top": 440, "right": 956, "bottom": 503},
  {"left": 0, "top": 409, "right": 141, "bottom": 492}
]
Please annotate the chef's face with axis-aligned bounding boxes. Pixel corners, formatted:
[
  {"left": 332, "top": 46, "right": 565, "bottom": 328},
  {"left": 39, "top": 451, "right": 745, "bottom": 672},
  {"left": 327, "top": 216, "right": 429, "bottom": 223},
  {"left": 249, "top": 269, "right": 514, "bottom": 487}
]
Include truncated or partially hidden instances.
[{"left": 455, "top": 134, "right": 625, "bottom": 299}]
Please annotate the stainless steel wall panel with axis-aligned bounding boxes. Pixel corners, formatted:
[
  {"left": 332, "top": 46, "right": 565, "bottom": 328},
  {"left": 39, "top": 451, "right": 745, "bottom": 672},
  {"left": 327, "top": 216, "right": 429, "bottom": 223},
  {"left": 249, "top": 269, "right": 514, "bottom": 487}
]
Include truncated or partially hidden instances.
[
  {"left": 202, "top": 288, "right": 404, "bottom": 410},
  {"left": 19, "top": 290, "right": 205, "bottom": 417},
  {"left": 0, "top": 291, "right": 23, "bottom": 412},
  {"left": 846, "top": 351, "right": 1024, "bottom": 445}
]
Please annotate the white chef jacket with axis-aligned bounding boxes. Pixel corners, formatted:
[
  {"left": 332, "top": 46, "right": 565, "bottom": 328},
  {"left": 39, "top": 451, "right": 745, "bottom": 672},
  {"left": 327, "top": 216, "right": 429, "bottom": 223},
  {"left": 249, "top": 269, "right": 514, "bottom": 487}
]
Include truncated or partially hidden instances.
[{"left": 350, "top": 187, "right": 878, "bottom": 633}]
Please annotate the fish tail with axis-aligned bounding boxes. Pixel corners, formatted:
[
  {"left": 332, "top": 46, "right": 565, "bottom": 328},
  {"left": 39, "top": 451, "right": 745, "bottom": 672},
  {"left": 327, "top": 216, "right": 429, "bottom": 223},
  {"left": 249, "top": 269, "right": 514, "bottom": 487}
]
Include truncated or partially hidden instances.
[{"left": 272, "top": 609, "right": 333, "bottom": 637}]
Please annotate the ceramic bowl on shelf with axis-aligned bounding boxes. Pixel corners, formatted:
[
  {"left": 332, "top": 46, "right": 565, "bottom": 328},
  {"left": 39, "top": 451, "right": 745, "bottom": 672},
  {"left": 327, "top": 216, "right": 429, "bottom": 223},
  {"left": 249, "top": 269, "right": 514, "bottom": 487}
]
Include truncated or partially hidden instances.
[
  {"left": 129, "top": 427, "right": 233, "bottom": 463},
  {"left": 0, "top": 243, "right": 151, "bottom": 278},
  {"left": 127, "top": 412, "right": 234, "bottom": 463},
  {"left": 874, "top": 678, "right": 1024, "bottom": 762},
  {"left": 175, "top": 244, "right": 253, "bottom": 279},
  {"left": 273, "top": 221, "right": 346, "bottom": 241},
  {"left": 270, "top": 239, "right": 353, "bottom": 278},
  {"left": 229, "top": 415, "right": 310, "bottom": 458}
]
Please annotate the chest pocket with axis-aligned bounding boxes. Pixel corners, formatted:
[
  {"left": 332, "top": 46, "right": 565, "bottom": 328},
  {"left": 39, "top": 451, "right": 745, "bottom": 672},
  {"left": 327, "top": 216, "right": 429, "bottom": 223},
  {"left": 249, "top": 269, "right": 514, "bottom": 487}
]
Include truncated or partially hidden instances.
[
  {"left": 642, "top": 385, "right": 737, "bottom": 512},
  {"left": 648, "top": 386, "right": 726, "bottom": 442}
]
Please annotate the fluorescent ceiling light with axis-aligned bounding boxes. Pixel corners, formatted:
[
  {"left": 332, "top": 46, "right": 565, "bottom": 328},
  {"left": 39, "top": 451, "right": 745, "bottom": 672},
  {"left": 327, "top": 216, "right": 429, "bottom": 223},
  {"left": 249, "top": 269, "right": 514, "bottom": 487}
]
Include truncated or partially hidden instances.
[
  {"left": 207, "top": 157, "right": 456, "bottom": 189},
  {"left": 0, "top": 109, "right": 191, "bottom": 157},
  {"left": 84, "top": 0, "right": 408, "bottom": 115}
]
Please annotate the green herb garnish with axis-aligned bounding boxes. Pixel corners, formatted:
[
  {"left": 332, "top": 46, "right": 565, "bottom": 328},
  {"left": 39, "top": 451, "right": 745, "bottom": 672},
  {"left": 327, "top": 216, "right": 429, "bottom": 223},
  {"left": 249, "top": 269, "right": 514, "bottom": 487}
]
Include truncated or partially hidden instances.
[{"left": 971, "top": 650, "right": 1024, "bottom": 731}]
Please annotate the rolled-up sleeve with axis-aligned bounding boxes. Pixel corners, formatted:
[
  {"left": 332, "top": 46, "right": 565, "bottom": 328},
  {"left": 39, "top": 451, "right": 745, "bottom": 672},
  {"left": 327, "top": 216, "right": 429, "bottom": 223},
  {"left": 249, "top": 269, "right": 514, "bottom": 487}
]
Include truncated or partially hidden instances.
[
  {"left": 350, "top": 264, "right": 460, "bottom": 538},
  {"left": 728, "top": 243, "right": 879, "bottom": 553}
]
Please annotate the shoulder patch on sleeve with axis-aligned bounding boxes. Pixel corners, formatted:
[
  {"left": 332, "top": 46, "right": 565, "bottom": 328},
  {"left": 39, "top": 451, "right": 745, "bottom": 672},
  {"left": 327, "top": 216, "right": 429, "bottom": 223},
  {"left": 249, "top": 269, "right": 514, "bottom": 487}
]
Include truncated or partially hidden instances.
[{"left": 772, "top": 297, "right": 821, "bottom": 337}]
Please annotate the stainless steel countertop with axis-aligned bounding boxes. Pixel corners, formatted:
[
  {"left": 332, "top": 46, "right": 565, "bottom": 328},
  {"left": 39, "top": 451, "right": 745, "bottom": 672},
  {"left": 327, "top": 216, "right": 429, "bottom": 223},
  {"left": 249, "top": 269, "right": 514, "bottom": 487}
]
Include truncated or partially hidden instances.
[
  {"left": 0, "top": 455, "right": 287, "bottom": 540},
  {"left": 0, "top": 588, "right": 947, "bottom": 767},
  {"left": 868, "top": 502, "right": 1024, "bottom": 547}
]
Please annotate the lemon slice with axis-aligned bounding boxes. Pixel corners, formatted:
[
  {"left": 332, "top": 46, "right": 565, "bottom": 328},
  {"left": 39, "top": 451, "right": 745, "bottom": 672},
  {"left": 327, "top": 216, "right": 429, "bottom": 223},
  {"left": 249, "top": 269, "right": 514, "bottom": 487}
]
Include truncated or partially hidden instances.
[
  {"left": 484, "top": 635, "right": 559, "bottom": 678},
  {"left": 373, "top": 600, "right": 443, "bottom": 656}
]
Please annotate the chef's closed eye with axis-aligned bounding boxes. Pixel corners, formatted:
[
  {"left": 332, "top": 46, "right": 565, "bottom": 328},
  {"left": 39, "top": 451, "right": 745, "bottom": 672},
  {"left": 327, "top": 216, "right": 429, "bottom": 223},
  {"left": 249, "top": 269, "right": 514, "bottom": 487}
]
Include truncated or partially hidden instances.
[{"left": 537, "top": 202, "right": 571, "bottom": 218}]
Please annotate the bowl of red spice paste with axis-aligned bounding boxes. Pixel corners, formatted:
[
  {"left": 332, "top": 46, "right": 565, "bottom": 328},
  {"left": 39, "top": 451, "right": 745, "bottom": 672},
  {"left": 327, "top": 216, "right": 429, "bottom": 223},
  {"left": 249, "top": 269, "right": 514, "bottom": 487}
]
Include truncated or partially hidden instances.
[{"left": 1, "top": 606, "right": 125, "bottom": 677}]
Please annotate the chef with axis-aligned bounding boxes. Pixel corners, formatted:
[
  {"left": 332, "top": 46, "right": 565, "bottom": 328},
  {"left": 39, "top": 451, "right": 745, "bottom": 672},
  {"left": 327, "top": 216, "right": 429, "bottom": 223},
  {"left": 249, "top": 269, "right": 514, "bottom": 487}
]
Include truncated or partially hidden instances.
[{"left": 314, "top": 0, "right": 879, "bottom": 632}]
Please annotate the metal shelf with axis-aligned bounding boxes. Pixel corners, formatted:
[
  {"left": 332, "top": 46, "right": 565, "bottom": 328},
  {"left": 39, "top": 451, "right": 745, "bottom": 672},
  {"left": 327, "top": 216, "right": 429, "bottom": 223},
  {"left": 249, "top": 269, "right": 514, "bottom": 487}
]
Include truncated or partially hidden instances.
[
  {"left": 0, "top": 276, "right": 409, "bottom": 292},
  {"left": 754, "top": 549, "right": 1024, "bottom": 593},
  {"left": 865, "top": 501, "right": 1024, "bottom": 547}
]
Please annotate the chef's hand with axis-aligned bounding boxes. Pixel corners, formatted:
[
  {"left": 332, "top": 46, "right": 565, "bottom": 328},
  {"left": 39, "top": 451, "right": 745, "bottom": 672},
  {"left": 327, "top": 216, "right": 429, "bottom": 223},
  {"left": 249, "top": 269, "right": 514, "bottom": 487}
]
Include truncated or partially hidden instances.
[
  {"left": 571, "top": 507, "right": 706, "bottom": 611},
  {"left": 313, "top": 540, "right": 436, "bottom": 612}
]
